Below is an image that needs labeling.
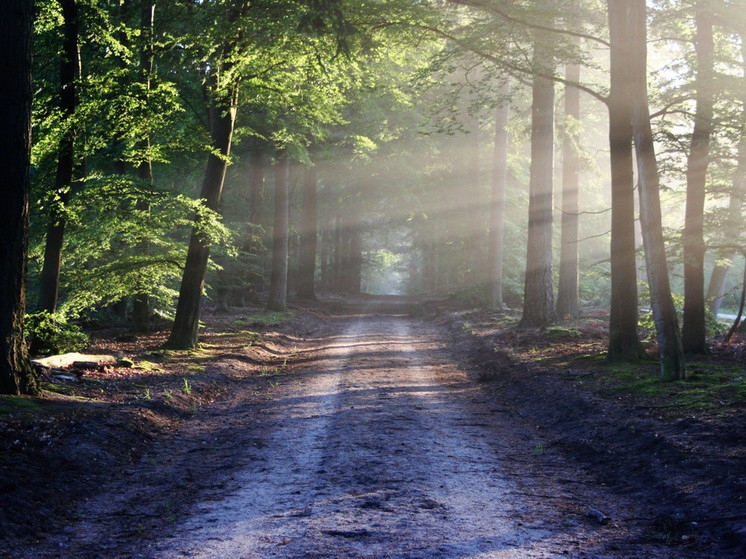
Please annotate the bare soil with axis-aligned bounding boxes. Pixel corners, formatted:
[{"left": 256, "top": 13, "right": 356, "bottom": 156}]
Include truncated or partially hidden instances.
[{"left": 1, "top": 295, "right": 744, "bottom": 557}]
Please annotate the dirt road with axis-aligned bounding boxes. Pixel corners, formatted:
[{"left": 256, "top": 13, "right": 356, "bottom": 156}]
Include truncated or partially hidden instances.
[{"left": 31, "top": 305, "right": 702, "bottom": 557}]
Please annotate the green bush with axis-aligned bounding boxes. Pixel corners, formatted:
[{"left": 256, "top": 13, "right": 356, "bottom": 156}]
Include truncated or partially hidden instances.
[{"left": 25, "top": 311, "right": 89, "bottom": 356}]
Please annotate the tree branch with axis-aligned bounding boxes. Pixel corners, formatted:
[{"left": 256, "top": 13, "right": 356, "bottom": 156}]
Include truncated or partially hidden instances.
[
  {"left": 447, "top": 0, "right": 611, "bottom": 48},
  {"left": 403, "top": 22, "right": 609, "bottom": 104}
]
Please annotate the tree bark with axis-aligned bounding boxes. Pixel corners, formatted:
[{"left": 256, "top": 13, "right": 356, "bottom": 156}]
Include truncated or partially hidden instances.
[
  {"left": 682, "top": 4, "right": 713, "bottom": 354},
  {"left": 606, "top": 0, "right": 645, "bottom": 360},
  {"left": 133, "top": 0, "right": 156, "bottom": 332},
  {"left": 39, "top": 0, "right": 79, "bottom": 314},
  {"left": 486, "top": 80, "right": 510, "bottom": 310},
  {"left": 556, "top": 58, "right": 581, "bottom": 319},
  {"left": 0, "top": 0, "right": 38, "bottom": 394},
  {"left": 348, "top": 226, "right": 363, "bottom": 294},
  {"left": 267, "top": 154, "right": 290, "bottom": 311},
  {"left": 628, "top": 0, "right": 686, "bottom": 380},
  {"left": 463, "top": 111, "right": 481, "bottom": 286},
  {"left": 333, "top": 214, "right": 344, "bottom": 292},
  {"left": 248, "top": 150, "right": 267, "bottom": 226},
  {"left": 520, "top": 34, "right": 558, "bottom": 328},
  {"left": 706, "top": 133, "right": 746, "bottom": 315},
  {"left": 297, "top": 164, "right": 318, "bottom": 299},
  {"left": 166, "top": 80, "right": 237, "bottom": 349},
  {"left": 707, "top": 40, "right": 746, "bottom": 316}
]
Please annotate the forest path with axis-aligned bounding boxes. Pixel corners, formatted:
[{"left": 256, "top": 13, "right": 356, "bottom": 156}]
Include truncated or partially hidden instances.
[
  {"left": 154, "top": 312, "right": 561, "bottom": 558},
  {"left": 40, "top": 302, "right": 687, "bottom": 558}
]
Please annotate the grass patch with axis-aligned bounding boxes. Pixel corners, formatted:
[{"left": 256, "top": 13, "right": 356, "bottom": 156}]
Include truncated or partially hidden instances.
[
  {"left": 544, "top": 326, "right": 583, "bottom": 339},
  {"left": 600, "top": 360, "right": 746, "bottom": 409},
  {"left": 132, "top": 360, "right": 164, "bottom": 372},
  {"left": 233, "top": 311, "right": 293, "bottom": 327},
  {"left": 0, "top": 395, "right": 41, "bottom": 415}
]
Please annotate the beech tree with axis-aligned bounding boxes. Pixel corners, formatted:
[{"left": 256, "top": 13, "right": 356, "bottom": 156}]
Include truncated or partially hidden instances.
[
  {"left": 267, "top": 155, "right": 290, "bottom": 311},
  {"left": 38, "top": 0, "right": 80, "bottom": 315},
  {"left": 556, "top": 56, "right": 581, "bottom": 319},
  {"left": 486, "top": 80, "right": 510, "bottom": 310},
  {"left": 681, "top": 2, "right": 714, "bottom": 354},
  {"left": 627, "top": 0, "right": 686, "bottom": 380},
  {"left": 520, "top": 29, "right": 559, "bottom": 328},
  {"left": 0, "top": 0, "right": 38, "bottom": 395},
  {"left": 706, "top": 40, "right": 746, "bottom": 315},
  {"left": 297, "top": 163, "right": 319, "bottom": 300},
  {"left": 606, "top": 0, "right": 646, "bottom": 360},
  {"left": 165, "top": 2, "right": 242, "bottom": 348}
]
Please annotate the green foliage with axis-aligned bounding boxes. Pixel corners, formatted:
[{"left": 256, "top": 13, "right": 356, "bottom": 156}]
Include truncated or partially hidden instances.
[
  {"left": 28, "top": 176, "right": 233, "bottom": 319},
  {"left": 25, "top": 311, "right": 89, "bottom": 356}
]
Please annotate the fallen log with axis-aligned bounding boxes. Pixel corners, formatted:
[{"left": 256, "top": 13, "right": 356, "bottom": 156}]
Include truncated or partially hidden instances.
[{"left": 32, "top": 353, "right": 117, "bottom": 370}]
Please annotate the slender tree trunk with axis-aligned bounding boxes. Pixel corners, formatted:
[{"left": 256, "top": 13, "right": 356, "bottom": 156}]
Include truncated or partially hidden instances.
[
  {"left": 463, "top": 112, "right": 481, "bottom": 286},
  {"left": 297, "top": 164, "right": 318, "bottom": 299},
  {"left": 166, "top": 81, "right": 238, "bottom": 349},
  {"left": 348, "top": 226, "right": 363, "bottom": 294},
  {"left": 557, "top": 58, "right": 581, "bottom": 319},
  {"left": 39, "top": 0, "right": 79, "bottom": 314},
  {"left": 248, "top": 150, "right": 267, "bottom": 226},
  {"left": 706, "top": 37, "right": 746, "bottom": 316},
  {"left": 682, "top": 4, "right": 713, "bottom": 354},
  {"left": 242, "top": 149, "right": 266, "bottom": 301},
  {"left": 487, "top": 80, "right": 510, "bottom": 310},
  {"left": 628, "top": 0, "right": 686, "bottom": 380},
  {"left": 333, "top": 215, "right": 343, "bottom": 292},
  {"left": 520, "top": 34, "right": 558, "bottom": 328},
  {"left": 0, "top": 0, "right": 37, "bottom": 394},
  {"left": 267, "top": 154, "right": 290, "bottom": 311},
  {"left": 707, "top": 139, "right": 746, "bottom": 315},
  {"left": 133, "top": 0, "right": 156, "bottom": 332},
  {"left": 606, "top": 0, "right": 645, "bottom": 360}
]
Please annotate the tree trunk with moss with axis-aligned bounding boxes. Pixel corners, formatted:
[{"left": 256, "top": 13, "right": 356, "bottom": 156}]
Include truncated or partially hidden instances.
[{"left": 0, "top": 0, "right": 38, "bottom": 395}]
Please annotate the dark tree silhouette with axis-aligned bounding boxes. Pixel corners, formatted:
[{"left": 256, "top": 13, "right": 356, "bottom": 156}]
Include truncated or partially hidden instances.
[{"left": 0, "top": 0, "right": 38, "bottom": 395}]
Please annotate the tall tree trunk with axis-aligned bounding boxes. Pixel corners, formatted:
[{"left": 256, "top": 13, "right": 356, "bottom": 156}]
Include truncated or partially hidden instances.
[
  {"left": 297, "top": 164, "right": 318, "bottom": 299},
  {"left": 166, "top": 2, "right": 246, "bottom": 348},
  {"left": 166, "top": 80, "right": 238, "bottom": 349},
  {"left": 348, "top": 226, "right": 363, "bottom": 294},
  {"left": 486, "top": 80, "right": 510, "bottom": 310},
  {"left": 333, "top": 215, "right": 344, "bottom": 292},
  {"left": 707, "top": 40, "right": 746, "bottom": 316},
  {"left": 39, "top": 0, "right": 79, "bottom": 314},
  {"left": 628, "top": 0, "right": 686, "bottom": 380},
  {"left": 463, "top": 112, "right": 481, "bottom": 286},
  {"left": 267, "top": 154, "right": 290, "bottom": 311},
  {"left": 242, "top": 149, "right": 266, "bottom": 301},
  {"left": 707, "top": 133, "right": 746, "bottom": 315},
  {"left": 606, "top": 0, "right": 645, "bottom": 360},
  {"left": 0, "top": 0, "right": 38, "bottom": 394},
  {"left": 556, "top": 58, "right": 581, "bottom": 319},
  {"left": 682, "top": 4, "right": 714, "bottom": 354},
  {"left": 520, "top": 34, "right": 558, "bottom": 328},
  {"left": 248, "top": 150, "right": 267, "bottom": 226},
  {"left": 133, "top": 0, "right": 156, "bottom": 332}
]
